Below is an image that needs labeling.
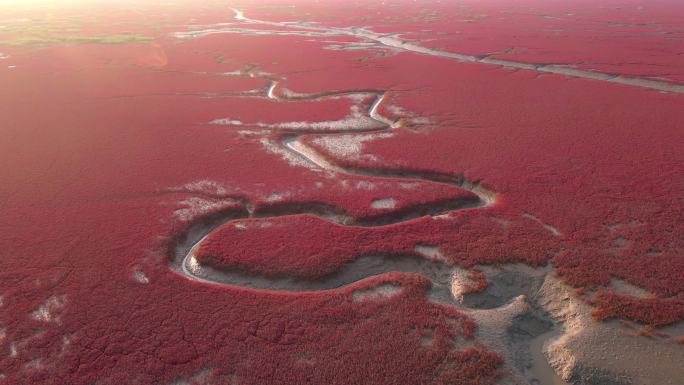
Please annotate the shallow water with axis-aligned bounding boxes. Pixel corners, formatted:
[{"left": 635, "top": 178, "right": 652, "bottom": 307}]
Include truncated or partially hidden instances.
[{"left": 528, "top": 329, "right": 571, "bottom": 385}]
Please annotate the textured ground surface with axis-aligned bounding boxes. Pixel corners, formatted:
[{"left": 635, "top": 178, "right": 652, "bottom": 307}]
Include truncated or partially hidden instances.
[{"left": 1, "top": 1, "right": 683, "bottom": 384}]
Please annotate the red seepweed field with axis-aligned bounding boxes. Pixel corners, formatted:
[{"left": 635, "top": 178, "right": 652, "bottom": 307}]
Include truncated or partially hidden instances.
[{"left": 1, "top": 1, "right": 683, "bottom": 384}]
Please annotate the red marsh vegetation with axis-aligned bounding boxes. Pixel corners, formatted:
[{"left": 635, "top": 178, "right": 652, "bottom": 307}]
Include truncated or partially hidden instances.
[{"left": 1, "top": 1, "right": 682, "bottom": 384}]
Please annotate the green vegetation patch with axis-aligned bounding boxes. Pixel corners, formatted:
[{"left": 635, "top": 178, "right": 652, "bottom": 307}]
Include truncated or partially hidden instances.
[{"left": 1, "top": 33, "right": 153, "bottom": 46}]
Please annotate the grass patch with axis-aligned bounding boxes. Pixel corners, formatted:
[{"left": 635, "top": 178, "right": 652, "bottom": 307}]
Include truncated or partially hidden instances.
[{"left": 1, "top": 33, "right": 153, "bottom": 46}]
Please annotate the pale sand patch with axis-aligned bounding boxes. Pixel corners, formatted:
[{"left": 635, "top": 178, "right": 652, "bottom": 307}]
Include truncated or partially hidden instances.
[
  {"left": 352, "top": 283, "right": 402, "bottom": 302},
  {"left": 311, "top": 132, "right": 393, "bottom": 161},
  {"left": 354, "top": 180, "right": 376, "bottom": 190},
  {"left": 264, "top": 192, "right": 291, "bottom": 202},
  {"left": 266, "top": 114, "right": 383, "bottom": 131},
  {"left": 284, "top": 138, "right": 343, "bottom": 172},
  {"left": 414, "top": 244, "right": 444, "bottom": 261},
  {"left": 132, "top": 267, "right": 150, "bottom": 284},
  {"left": 449, "top": 268, "right": 484, "bottom": 302},
  {"left": 228, "top": 105, "right": 386, "bottom": 133},
  {"left": 466, "top": 295, "right": 530, "bottom": 359},
  {"left": 173, "top": 197, "right": 238, "bottom": 222},
  {"left": 231, "top": 220, "right": 272, "bottom": 230},
  {"left": 31, "top": 295, "right": 66, "bottom": 323},
  {"left": 172, "top": 179, "right": 228, "bottom": 196},
  {"left": 370, "top": 197, "right": 396, "bottom": 209},
  {"left": 210, "top": 118, "right": 243, "bottom": 126},
  {"left": 260, "top": 137, "right": 316, "bottom": 169},
  {"left": 237, "top": 129, "right": 272, "bottom": 136}
]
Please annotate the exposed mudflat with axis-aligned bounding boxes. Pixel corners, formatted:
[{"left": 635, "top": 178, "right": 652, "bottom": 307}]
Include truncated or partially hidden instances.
[
  {"left": 457, "top": 265, "right": 684, "bottom": 385},
  {"left": 539, "top": 276, "right": 684, "bottom": 385}
]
